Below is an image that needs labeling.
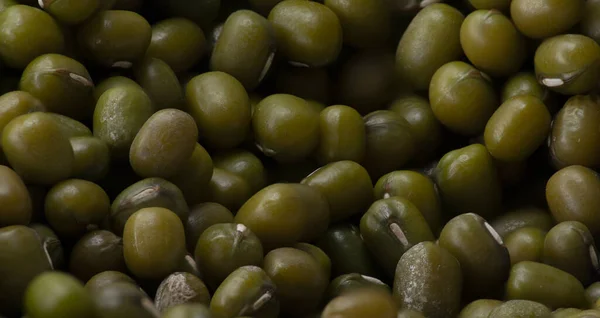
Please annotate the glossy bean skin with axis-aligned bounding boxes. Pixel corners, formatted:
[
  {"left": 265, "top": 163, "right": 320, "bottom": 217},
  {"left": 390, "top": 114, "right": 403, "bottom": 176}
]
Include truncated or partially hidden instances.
[
  {"left": 511, "top": 0, "right": 584, "bottom": 39},
  {"left": 123, "top": 207, "right": 187, "bottom": 280},
  {"left": 435, "top": 144, "right": 503, "bottom": 220},
  {"left": 210, "top": 10, "right": 275, "bottom": 91},
  {"left": 429, "top": 61, "right": 498, "bottom": 136},
  {"left": 438, "top": 213, "right": 510, "bottom": 299},
  {"left": 395, "top": 4, "right": 464, "bottom": 92},
  {"left": 0, "top": 5, "right": 65, "bottom": 69},
  {"left": 301, "top": 161, "right": 373, "bottom": 223},
  {"left": 24, "top": 271, "right": 95, "bottom": 318},
  {"left": 0, "top": 91, "right": 45, "bottom": 143},
  {"left": 3, "top": 112, "right": 75, "bottom": 185},
  {"left": 374, "top": 170, "right": 443, "bottom": 235},
  {"left": 550, "top": 95, "right": 600, "bottom": 169},
  {"left": 234, "top": 183, "right": 329, "bottom": 250},
  {"left": 546, "top": 165, "right": 600, "bottom": 237},
  {"left": 501, "top": 72, "right": 558, "bottom": 114},
  {"left": 542, "top": 221, "right": 600, "bottom": 285},
  {"left": 268, "top": 0, "right": 343, "bottom": 67},
  {"left": 19, "top": 53, "right": 94, "bottom": 121},
  {"left": 44, "top": 179, "right": 110, "bottom": 239},
  {"left": 77, "top": 10, "right": 151, "bottom": 68},
  {"left": 252, "top": 94, "right": 320, "bottom": 164},
  {"left": 4, "top": 1, "right": 600, "bottom": 317},
  {"left": 263, "top": 247, "right": 328, "bottom": 316},
  {"left": 186, "top": 72, "right": 251, "bottom": 150},
  {"left": 129, "top": 109, "right": 198, "bottom": 179},
  {"left": 506, "top": 261, "right": 587, "bottom": 310},
  {"left": 195, "top": 223, "right": 264, "bottom": 290},
  {"left": 534, "top": 34, "right": 600, "bottom": 95},
  {"left": 505, "top": 227, "right": 546, "bottom": 266},
  {"left": 315, "top": 105, "right": 366, "bottom": 165},
  {"left": 50, "top": 113, "right": 91, "bottom": 138},
  {"left": 145, "top": 18, "right": 206, "bottom": 74},
  {"left": 484, "top": 95, "right": 551, "bottom": 162},
  {"left": 460, "top": 9, "right": 526, "bottom": 77},
  {"left": 322, "top": 288, "right": 398, "bottom": 318},
  {"left": 360, "top": 197, "right": 435, "bottom": 278},
  {"left": 209, "top": 266, "right": 280, "bottom": 318}
]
